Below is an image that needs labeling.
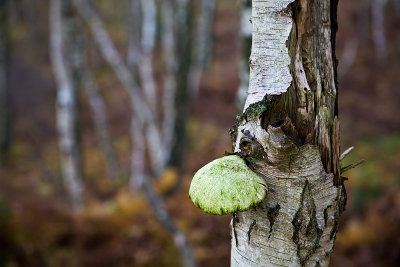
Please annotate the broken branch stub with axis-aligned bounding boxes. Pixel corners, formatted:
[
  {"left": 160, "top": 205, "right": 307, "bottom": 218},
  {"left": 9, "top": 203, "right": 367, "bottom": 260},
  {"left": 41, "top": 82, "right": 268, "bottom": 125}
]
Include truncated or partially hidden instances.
[{"left": 189, "top": 155, "right": 268, "bottom": 215}]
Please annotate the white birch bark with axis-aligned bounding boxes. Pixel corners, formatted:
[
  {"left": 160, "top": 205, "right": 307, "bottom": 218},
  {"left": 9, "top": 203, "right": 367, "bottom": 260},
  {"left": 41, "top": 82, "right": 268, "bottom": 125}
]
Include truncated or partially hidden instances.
[
  {"left": 230, "top": 0, "right": 345, "bottom": 265},
  {"left": 372, "top": 0, "right": 387, "bottom": 64},
  {"left": 50, "top": 0, "right": 84, "bottom": 209},
  {"left": 161, "top": 0, "right": 177, "bottom": 154},
  {"left": 138, "top": 0, "right": 157, "bottom": 112},
  {"left": 129, "top": 111, "right": 145, "bottom": 191},
  {"left": 128, "top": 0, "right": 167, "bottom": 175},
  {"left": 243, "top": 0, "right": 293, "bottom": 110}
]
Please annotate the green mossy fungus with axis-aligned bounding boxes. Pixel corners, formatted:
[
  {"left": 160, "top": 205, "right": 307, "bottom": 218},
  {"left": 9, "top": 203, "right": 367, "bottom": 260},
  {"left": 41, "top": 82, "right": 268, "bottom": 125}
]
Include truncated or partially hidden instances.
[{"left": 189, "top": 155, "right": 268, "bottom": 215}]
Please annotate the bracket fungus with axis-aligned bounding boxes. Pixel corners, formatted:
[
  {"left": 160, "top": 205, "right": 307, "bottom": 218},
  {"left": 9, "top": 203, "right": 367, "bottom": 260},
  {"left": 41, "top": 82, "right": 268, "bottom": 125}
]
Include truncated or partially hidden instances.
[{"left": 189, "top": 155, "right": 268, "bottom": 215}]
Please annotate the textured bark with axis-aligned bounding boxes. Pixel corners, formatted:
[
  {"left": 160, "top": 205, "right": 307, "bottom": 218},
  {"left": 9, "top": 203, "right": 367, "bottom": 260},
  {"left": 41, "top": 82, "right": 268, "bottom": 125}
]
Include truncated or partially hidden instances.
[
  {"left": 230, "top": 0, "right": 345, "bottom": 266},
  {"left": 50, "top": 0, "right": 84, "bottom": 208}
]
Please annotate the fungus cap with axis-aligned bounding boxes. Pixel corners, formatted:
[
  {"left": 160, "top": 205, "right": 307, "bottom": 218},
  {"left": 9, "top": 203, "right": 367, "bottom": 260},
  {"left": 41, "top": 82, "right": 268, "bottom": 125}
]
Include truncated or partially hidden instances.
[{"left": 189, "top": 155, "right": 267, "bottom": 215}]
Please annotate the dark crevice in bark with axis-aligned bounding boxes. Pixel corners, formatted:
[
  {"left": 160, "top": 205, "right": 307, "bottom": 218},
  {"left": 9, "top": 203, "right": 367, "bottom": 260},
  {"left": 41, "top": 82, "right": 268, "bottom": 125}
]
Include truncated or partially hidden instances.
[
  {"left": 267, "top": 205, "right": 280, "bottom": 239},
  {"left": 260, "top": 95, "right": 287, "bottom": 131},
  {"left": 238, "top": 131, "right": 271, "bottom": 169},
  {"left": 323, "top": 205, "right": 331, "bottom": 227},
  {"left": 232, "top": 213, "right": 239, "bottom": 247},
  {"left": 331, "top": 185, "right": 347, "bottom": 240},
  {"left": 247, "top": 220, "right": 256, "bottom": 244},
  {"left": 330, "top": 0, "right": 340, "bottom": 118},
  {"left": 329, "top": 221, "right": 338, "bottom": 241},
  {"left": 292, "top": 181, "right": 323, "bottom": 266},
  {"left": 286, "top": 0, "right": 342, "bottom": 185}
]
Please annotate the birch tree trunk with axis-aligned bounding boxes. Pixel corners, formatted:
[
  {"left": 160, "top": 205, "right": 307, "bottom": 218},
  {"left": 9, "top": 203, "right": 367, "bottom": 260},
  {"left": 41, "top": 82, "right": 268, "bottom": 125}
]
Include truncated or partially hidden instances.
[
  {"left": 83, "top": 70, "right": 120, "bottom": 181},
  {"left": 168, "top": 0, "right": 215, "bottom": 175},
  {"left": 372, "top": 0, "right": 387, "bottom": 64},
  {"left": 230, "top": 0, "right": 346, "bottom": 266},
  {"left": 160, "top": 0, "right": 178, "bottom": 158},
  {"left": 50, "top": 0, "right": 84, "bottom": 208}
]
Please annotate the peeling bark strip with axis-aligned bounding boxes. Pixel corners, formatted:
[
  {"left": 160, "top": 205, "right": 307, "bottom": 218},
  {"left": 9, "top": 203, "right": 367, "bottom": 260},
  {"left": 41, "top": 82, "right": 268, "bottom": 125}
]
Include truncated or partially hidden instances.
[
  {"left": 231, "top": 0, "right": 345, "bottom": 266},
  {"left": 244, "top": 0, "right": 293, "bottom": 110}
]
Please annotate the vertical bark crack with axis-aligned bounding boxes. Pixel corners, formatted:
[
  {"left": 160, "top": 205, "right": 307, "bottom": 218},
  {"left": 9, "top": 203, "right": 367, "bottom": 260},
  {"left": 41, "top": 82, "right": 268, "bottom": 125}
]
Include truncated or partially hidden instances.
[
  {"left": 323, "top": 205, "right": 331, "bottom": 227},
  {"left": 267, "top": 205, "right": 280, "bottom": 239},
  {"left": 232, "top": 213, "right": 239, "bottom": 247},
  {"left": 292, "top": 181, "right": 323, "bottom": 265},
  {"left": 247, "top": 220, "right": 256, "bottom": 244}
]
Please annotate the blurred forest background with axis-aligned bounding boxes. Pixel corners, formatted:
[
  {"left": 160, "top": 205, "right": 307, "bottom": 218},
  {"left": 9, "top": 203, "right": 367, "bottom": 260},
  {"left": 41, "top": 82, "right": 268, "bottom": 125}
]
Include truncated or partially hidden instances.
[{"left": 0, "top": 0, "right": 399, "bottom": 266}]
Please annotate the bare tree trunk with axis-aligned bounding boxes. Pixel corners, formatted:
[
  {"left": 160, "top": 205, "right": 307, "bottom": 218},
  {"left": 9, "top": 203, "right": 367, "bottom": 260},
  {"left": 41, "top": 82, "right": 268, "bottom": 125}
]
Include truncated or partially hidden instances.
[
  {"left": 230, "top": 0, "right": 346, "bottom": 266},
  {"left": 50, "top": 0, "right": 84, "bottom": 209},
  {"left": 129, "top": 114, "right": 146, "bottom": 191},
  {"left": 126, "top": 0, "right": 147, "bottom": 190},
  {"left": 73, "top": 1, "right": 197, "bottom": 265},
  {"left": 138, "top": 0, "right": 157, "bottom": 112},
  {"left": 372, "top": 0, "right": 387, "bottom": 64},
  {"left": 160, "top": 0, "right": 178, "bottom": 157},
  {"left": 167, "top": 0, "right": 215, "bottom": 177},
  {"left": 339, "top": 0, "right": 370, "bottom": 79},
  {"left": 198, "top": 0, "right": 216, "bottom": 73},
  {"left": 83, "top": 70, "right": 120, "bottom": 180},
  {"left": 127, "top": 0, "right": 141, "bottom": 70},
  {"left": 0, "top": 0, "right": 12, "bottom": 162},
  {"left": 166, "top": 0, "right": 192, "bottom": 174},
  {"left": 140, "top": 1, "right": 167, "bottom": 175},
  {"left": 142, "top": 178, "right": 197, "bottom": 267},
  {"left": 188, "top": 0, "right": 215, "bottom": 99}
]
